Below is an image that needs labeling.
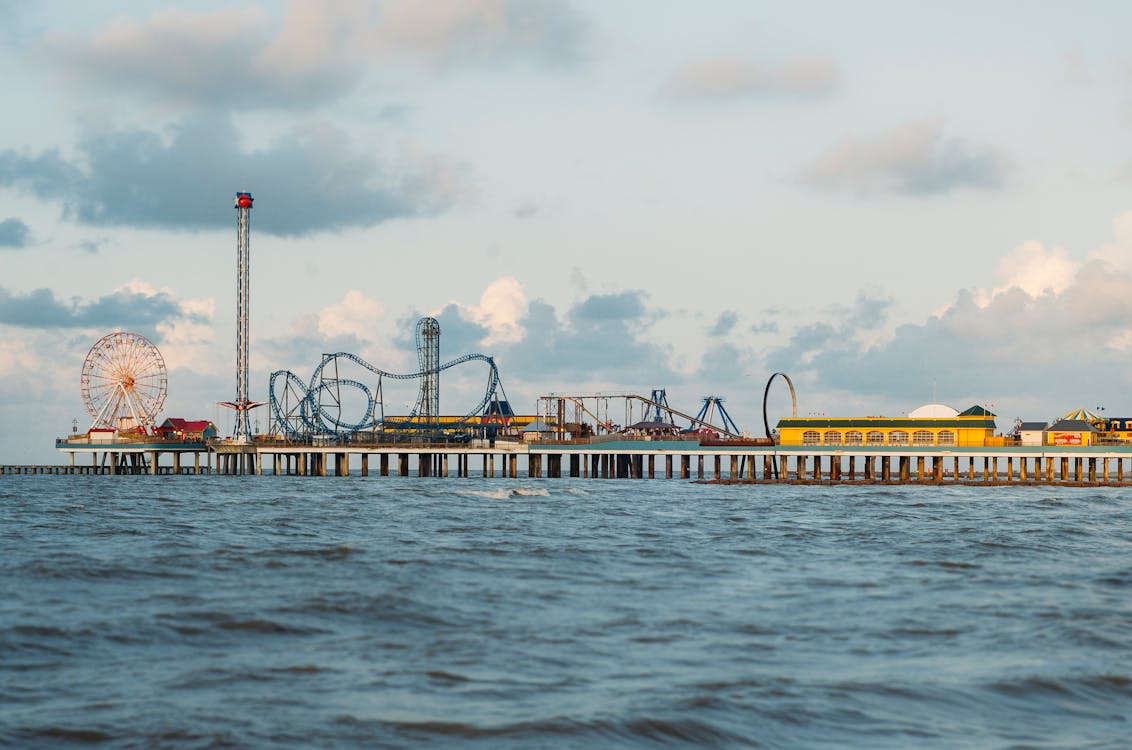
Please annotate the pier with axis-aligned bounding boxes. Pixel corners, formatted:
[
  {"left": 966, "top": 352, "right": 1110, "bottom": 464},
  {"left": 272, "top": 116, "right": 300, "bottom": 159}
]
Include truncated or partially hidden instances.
[{"left": 28, "top": 437, "right": 1132, "bottom": 485}]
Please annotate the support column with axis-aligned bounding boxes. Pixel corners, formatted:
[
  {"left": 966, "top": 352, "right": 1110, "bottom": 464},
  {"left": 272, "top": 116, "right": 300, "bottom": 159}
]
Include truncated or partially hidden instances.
[
  {"left": 666, "top": 454, "right": 673, "bottom": 479},
  {"left": 881, "top": 455, "right": 890, "bottom": 481},
  {"left": 1006, "top": 456, "right": 1014, "bottom": 483},
  {"left": 149, "top": 451, "right": 158, "bottom": 475},
  {"left": 361, "top": 454, "right": 369, "bottom": 477},
  {"left": 916, "top": 456, "right": 924, "bottom": 482}
]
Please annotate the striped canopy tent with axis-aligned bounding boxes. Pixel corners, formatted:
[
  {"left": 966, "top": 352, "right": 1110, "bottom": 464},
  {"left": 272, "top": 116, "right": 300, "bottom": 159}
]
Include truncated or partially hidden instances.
[{"left": 1060, "top": 408, "right": 1102, "bottom": 425}]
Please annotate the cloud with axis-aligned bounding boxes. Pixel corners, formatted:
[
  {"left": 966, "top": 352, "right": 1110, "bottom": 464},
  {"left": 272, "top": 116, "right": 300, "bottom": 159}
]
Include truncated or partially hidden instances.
[
  {"left": 708, "top": 310, "right": 738, "bottom": 337},
  {"left": 0, "top": 217, "right": 29, "bottom": 248},
  {"left": 38, "top": 5, "right": 356, "bottom": 110},
  {"left": 761, "top": 216, "right": 1132, "bottom": 419},
  {"left": 0, "top": 284, "right": 184, "bottom": 329},
  {"left": 0, "top": 115, "right": 464, "bottom": 236},
  {"left": 317, "top": 290, "right": 385, "bottom": 340},
  {"left": 802, "top": 120, "right": 1008, "bottom": 195},
  {"left": 38, "top": 1, "right": 588, "bottom": 110},
  {"left": 664, "top": 56, "right": 837, "bottom": 99},
  {"left": 496, "top": 290, "right": 679, "bottom": 386},
  {"left": 991, "top": 240, "right": 1078, "bottom": 298},
  {"left": 371, "top": 0, "right": 588, "bottom": 68},
  {"left": 512, "top": 200, "right": 538, "bottom": 219}
]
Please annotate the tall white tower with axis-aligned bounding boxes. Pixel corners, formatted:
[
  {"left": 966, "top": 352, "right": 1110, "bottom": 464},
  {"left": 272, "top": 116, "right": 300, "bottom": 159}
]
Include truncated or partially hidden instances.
[{"left": 220, "top": 191, "right": 262, "bottom": 442}]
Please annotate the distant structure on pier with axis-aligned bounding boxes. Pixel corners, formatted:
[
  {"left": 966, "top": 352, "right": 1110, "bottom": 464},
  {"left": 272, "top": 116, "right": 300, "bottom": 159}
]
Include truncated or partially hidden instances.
[{"left": 219, "top": 191, "right": 264, "bottom": 442}]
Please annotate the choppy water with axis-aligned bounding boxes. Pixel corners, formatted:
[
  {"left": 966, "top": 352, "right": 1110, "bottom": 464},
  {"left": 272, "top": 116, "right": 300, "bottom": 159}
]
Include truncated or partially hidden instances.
[{"left": 2, "top": 476, "right": 1131, "bottom": 749}]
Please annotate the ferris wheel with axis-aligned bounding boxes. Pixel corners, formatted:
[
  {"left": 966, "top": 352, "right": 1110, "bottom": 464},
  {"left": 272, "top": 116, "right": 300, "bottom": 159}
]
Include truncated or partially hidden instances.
[{"left": 81, "top": 331, "right": 168, "bottom": 431}]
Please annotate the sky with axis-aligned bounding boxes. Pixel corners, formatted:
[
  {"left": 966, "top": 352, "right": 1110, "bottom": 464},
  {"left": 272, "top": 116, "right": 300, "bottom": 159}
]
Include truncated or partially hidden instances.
[{"left": 3, "top": 1, "right": 1132, "bottom": 462}]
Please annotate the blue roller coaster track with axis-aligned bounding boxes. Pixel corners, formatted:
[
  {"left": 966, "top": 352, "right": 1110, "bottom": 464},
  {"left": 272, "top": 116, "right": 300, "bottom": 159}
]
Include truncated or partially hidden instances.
[{"left": 268, "top": 350, "right": 502, "bottom": 438}]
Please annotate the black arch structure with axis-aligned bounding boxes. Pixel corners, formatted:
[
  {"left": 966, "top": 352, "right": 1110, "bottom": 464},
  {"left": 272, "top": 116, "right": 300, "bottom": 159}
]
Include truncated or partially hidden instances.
[{"left": 762, "top": 372, "right": 797, "bottom": 479}]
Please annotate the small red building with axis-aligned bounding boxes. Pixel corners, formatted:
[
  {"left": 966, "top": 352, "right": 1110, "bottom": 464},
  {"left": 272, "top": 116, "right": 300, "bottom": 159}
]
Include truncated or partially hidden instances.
[{"left": 155, "top": 418, "right": 218, "bottom": 441}]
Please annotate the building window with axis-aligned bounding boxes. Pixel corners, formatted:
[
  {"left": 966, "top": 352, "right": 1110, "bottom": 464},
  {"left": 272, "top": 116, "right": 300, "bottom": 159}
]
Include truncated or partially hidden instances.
[
  {"left": 823, "top": 431, "right": 842, "bottom": 445},
  {"left": 912, "top": 430, "right": 934, "bottom": 445},
  {"left": 937, "top": 431, "right": 955, "bottom": 446},
  {"left": 845, "top": 431, "right": 863, "bottom": 445},
  {"left": 802, "top": 430, "right": 820, "bottom": 445},
  {"left": 866, "top": 430, "right": 884, "bottom": 445},
  {"left": 888, "top": 430, "right": 909, "bottom": 445}
]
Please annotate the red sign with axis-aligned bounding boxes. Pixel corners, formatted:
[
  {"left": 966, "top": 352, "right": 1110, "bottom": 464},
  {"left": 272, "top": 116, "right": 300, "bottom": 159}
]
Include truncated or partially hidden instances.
[{"left": 1053, "top": 433, "right": 1082, "bottom": 445}]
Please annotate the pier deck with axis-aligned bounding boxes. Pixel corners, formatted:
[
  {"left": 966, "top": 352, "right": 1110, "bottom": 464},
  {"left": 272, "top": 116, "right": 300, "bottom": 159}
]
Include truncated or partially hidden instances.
[{"left": 29, "top": 437, "right": 1132, "bottom": 485}]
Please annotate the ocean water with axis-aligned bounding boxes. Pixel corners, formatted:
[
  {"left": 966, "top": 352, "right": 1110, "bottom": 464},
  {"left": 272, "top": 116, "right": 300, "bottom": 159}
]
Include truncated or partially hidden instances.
[{"left": 1, "top": 476, "right": 1130, "bottom": 749}]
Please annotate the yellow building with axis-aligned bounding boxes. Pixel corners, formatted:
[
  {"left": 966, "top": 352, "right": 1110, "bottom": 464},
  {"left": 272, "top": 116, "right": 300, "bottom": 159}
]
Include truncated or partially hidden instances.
[{"left": 776, "top": 404, "right": 996, "bottom": 448}]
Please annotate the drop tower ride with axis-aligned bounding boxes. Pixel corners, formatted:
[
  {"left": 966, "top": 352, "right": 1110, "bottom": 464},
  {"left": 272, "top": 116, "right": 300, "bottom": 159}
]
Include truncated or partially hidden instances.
[{"left": 220, "top": 191, "right": 263, "bottom": 442}]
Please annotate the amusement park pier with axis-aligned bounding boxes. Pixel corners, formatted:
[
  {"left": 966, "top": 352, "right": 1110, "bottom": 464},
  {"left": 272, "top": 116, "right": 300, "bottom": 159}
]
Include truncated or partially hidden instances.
[{"left": 36, "top": 189, "right": 1132, "bottom": 487}]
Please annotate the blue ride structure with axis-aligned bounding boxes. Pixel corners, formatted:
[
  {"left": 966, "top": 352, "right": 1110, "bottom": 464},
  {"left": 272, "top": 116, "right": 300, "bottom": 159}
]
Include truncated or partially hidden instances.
[{"left": 267, "top": 317, "right": 504, "bottom": 440}]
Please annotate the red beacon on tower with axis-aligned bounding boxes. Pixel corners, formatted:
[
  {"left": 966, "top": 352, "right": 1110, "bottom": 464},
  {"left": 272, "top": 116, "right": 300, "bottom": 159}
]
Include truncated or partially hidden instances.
[{"left": 235, "top": 192, "right": 253, "bottom": 209}]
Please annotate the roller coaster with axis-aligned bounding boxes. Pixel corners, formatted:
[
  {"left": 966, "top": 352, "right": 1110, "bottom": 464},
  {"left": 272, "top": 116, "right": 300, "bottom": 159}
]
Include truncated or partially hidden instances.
[{"left": 268, "top": 317, "right": 506, "bottom": 439}]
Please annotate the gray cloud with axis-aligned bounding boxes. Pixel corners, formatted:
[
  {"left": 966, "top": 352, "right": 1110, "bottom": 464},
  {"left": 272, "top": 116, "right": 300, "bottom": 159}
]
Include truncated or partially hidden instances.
[
  {"left": 374, "top": 0, "right": 588, "bottom": 69},
  {"left": 39, "top": 2, "right": 588, "bottom": 111},
  {"left": 664, "top": 56, "right": 838, "bottom": 100},
  {"left": 0, "top": 217, "right": 29, "bottom": 248},
  {"left": 764, "top": 261, "right": 1132, "bottom": 418},
  {"left": 708, "top": 310, "right": 738, "bottom": 337},
  {"left": 39, "top": 6, "right": 354, "bottom": 110},
  {"left": 0, "top": 116, "right": 463, "bottom": 236},
  {"left": 512, "top": 200, "right": 538, "bottom": 219},
  {"left": 802, "top": 120, "right": 1008, "bottom": 195},
  {"left": 572, "top": 291, "right": 648, "bottom": 321},
  {"left": 0, "top": 286, "right": 187, "bottom": 330}
]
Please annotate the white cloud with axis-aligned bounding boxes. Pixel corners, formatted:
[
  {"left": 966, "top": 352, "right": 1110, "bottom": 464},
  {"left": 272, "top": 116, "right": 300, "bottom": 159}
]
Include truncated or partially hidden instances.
[
  {"left": 317, "top": 290, "right": 385, "bottom": 340},
  {"left": 992, "top": 240, "right": 1079, "bottom": 299},
  {"left": 452, "top": 276, "right": 527, "bottom": 345},
  {"left": 802, "top": 119, "right": 1008, "bottom": 195}
]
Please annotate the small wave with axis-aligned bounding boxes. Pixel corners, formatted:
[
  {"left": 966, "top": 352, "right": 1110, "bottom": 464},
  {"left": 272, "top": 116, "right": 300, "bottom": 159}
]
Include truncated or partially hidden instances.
[
  {"left": 427, "top": 670, "right": 471, "bottom": 683},
  {"left": 910, "top": 560, "right": 979, "bottom": 570},
  {"left": 512, "top": 487, "right": 550, "bottom": 497},
  {"left": 213, "top": 618, "right": 325, "bottom": 635},
  {"left": 24, "top": 726, "right": 113, "bottom": 743},
  {"left": 368, "top": 714, "right": 742, "bottom": 745},
  {"left": 457, "top": 488, "right": 512, "bottom": 500}
]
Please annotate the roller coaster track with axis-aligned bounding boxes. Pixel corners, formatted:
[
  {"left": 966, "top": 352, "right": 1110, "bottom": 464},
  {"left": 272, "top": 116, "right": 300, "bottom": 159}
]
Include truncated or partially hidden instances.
[{"left": 269, "top": 351, "right": 500, "bottom": 437}]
